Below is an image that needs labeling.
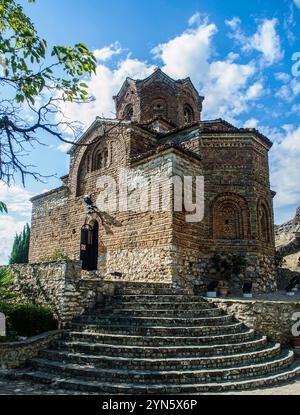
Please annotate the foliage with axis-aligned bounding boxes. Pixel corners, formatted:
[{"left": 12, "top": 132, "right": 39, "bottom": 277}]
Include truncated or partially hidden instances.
[
  {"left": 9, "top": 223, "right": 30, "bottom": 264},
  {"left": 0, "top": 0, "right": 97, "bottom": 185},
  {"left": 39, "top": 249, "right": 71, "bottom": 263},
  {"left": 275, "top": 251, "right": 287, "bottom": 268},
  {"left": 0, "top": 267, "right": 19, "bottom": 301},
  {"left": 0, "top": 302, "right": 57, "bottom": 337},
  {"left": 0, "top": 201, "right": 7, "bottom": 213}
]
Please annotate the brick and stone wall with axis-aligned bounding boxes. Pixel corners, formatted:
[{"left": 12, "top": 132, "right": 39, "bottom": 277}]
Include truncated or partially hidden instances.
[
  {"left": 28, "top": 70, "right": 276, "bottom": 293},
  {"left": 0, "top": 331, "right": 62, "bottom": 369},
  {"left": 4, "top": 261, "right": 116, "bottom": 323},
  {"left": 208, "top": 297, "right": 300, "bottom": 345}
]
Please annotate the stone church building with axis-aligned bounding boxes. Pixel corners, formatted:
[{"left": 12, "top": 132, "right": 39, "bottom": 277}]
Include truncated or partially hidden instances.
[{"left": 29, "top": 69, "right": 276, "bottom": 292}]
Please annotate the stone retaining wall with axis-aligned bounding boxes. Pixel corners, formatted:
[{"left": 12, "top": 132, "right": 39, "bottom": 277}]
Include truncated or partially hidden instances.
[
  {"left": 2, "top": 261, "right": 117, "bottom": 324},
  {"left": 207, "top": 297, "right": 300, "bottom": 346},
  {"left": 0, "top": 330, "right": 62, "bottom": 369}
]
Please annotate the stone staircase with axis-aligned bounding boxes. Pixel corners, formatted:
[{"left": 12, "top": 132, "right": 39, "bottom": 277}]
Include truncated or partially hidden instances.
[{"left": 15, "top": 283, "right": 300, "bottom": 393}]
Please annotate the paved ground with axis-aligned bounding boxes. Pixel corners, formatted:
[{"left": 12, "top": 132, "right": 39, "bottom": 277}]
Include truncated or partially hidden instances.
[
  {"left": 0, "top": 378, "right": 300, "bottom": 395},
  {"left": 224, "top": 290, "right": 300, "bottom": 303}
]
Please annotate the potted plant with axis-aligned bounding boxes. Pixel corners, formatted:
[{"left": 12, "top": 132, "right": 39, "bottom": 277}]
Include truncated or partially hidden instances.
[
  {"left": 211, "top": 253, "right": 247, "bottom": 298},
  {"left": 217, "top": 279, "right": 229, "bottom": 297}
]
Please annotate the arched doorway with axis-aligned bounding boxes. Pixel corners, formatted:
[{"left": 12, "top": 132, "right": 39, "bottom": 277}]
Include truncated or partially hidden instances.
[{"left": 80, "top": 221, "right": 99, "bottom": 271}]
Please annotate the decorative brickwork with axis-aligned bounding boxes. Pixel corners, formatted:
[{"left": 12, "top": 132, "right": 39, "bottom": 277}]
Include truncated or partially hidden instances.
[{"left": 29, "top": 69, "right": 276, "bottom": 292}]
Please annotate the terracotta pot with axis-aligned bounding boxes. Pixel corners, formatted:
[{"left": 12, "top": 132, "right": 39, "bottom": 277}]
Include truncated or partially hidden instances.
[
  {"left": 218, "top": 287, "right": 229, "bottom": 297},
  {"left": 291, "top": 337, "right": 300, "bottom": 347}
]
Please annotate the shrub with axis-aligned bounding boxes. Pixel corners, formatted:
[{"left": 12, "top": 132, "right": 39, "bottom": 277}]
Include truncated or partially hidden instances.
[
  {"left": 9, "top": 224, "right": 30, "bottom": 264},
  {"left": 6, "top": 304, "right": 58, "bottom": 337},
  {"left": 0, "top": 267, "right": 19, "bottom": 301},
  {"left": 39, "top": 249, "right": 71, "bottom": 263}
]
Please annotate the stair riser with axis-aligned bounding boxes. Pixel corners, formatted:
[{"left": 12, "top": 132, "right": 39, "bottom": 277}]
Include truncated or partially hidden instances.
[
  {"left": 63, "top": 330, "right": 256, "bottom": 346},
  {"left": 22, "top": 368, "right": 300, "bottom": 394},
  {"left": 52, "top": 338, "right": 267, "bottom": 358},
  {"left": 29, "top": 354, "right": 294, "bottom": 383},
  {"left": 39, "top": 346, "right": 281, "bottom": 370},
  {"left": 74, "top": 316, "right": 232, "bottom": 326},
  {"left": 115, "top": 289, "right": 193, "bottom": 296},
  {"left": 107, "top": 295, "right": 210, "bottom": 303},
  {"left": 67, "top": 323, "right": 244, "bottom": 336},
  {"left": 100, "top": 302, "right": 216, "bottom": 311},
  {"left": 93, "top": 309, "right": 222, "bottom": 318}
]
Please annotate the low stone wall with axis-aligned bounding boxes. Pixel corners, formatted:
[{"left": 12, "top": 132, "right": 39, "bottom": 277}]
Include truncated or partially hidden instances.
[
  {"left": 207, "top": 297, "right": 300, "bottom": 346},
  {"left": 188, "top": 252, "right": 277, "bottom": 294},
  {"left": 277, "top": 268, "right": 300, "bottom": 290},
  {"left": 2, "top": 261, "right": 117, "bottom": 324},
  {"left": 0, "top": 330, "right": 62, "bottom": 369}
]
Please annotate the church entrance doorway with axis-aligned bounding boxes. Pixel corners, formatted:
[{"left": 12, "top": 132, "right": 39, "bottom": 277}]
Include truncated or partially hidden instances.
[{"left": 80, "top": 221, "right": 99, "bottom": 271}]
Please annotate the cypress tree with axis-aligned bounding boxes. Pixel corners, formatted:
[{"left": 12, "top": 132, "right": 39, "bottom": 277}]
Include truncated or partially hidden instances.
[{"left": 9, "top": 224, "right": 30, "bottom": 264}]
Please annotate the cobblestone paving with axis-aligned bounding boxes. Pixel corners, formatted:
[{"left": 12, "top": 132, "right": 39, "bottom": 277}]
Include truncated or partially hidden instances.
[
  {"left": 226, "top": 290, "right": 300, "bottom": 303},
  {"left": 0, "top": 378, "right": 299, "bottom": 395}
]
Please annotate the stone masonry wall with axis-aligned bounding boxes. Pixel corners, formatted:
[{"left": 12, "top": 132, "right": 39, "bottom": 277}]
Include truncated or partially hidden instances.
[
  {"left": 29, "top": 110, "right": 276, "bottom": 292},
  {"left": 4, "top": 261, "right": 116, "bottom": 324},
  {"left": 0, "top": 331, "right": 62, "bottom": 369},
  {"left": 208, "top": 297, "right": 300, "bottom": 345}
]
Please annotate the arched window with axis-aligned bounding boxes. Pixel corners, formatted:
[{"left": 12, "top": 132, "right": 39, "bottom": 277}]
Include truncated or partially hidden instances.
[
  {"left": 184, "top": 105, "right": 194, "bottom": 125},
  {"left": 153, "top": 98, "right": 167, "bottom": 114},
  {"left": 92, "top": 147, "right": 109, "bottom": 171},
  {"left": 211, "top": 194, "right": 250, "bottom": 240},
  {"left": 258, "top": 201, "right": 271, "bottom": 243},
  {"left": 123, "top": 104, "right": 133, "bottom": 121}
]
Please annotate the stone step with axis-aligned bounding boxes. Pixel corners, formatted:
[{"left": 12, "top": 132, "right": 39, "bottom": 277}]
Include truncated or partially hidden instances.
[
  {"left": 39, "top": 343, "right": 281, "bottom": 370},
  {"left": 52, "top": 336, "right": 268, "bottom": 358},
  {"left": 67, "top": 321, "right": 245, "bottom": 336},
  {"left": 92, "top": 308, "right": 223, "bottom": 318},
  {"left": 20, "top": 361, "right": 300, "bottom": 394},
  {"left": 74, "top": 314, "right": 233, "bottom": 326},
  {"left": 101, "top": 301, "right": 216, "bottom": 310},
  {"left": 106, "top": 295, "right": 209, "bottom": 303},
  {"left": 63, "top": 328, "right": 256, "bottom": 347},
  {"left": 29, "top": 350, "right": 294, "bottom": 384},
  {"left": 114, "top": 286, "right": 193, "bottom": 296}
]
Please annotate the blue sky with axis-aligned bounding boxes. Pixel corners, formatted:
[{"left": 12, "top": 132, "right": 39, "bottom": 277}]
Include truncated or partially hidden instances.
[{"left": 1, "top": 0, "right": 300, "bottom": 263}]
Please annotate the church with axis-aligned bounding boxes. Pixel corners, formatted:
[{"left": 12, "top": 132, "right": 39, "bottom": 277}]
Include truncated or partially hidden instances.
[{"left": 29, "top": 69, "right": 276, "bottom": 292}]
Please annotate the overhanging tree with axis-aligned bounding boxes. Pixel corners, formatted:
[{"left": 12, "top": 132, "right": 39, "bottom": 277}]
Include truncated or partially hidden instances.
[
  {"left": 0, "top": 201, "right": 7, "bottom": 213},
  {"left": 9, "top": 223, "right": 30, "bottom": 264},
  {"left": 0, "top": 0, "right": 98, "bottom": 186}
]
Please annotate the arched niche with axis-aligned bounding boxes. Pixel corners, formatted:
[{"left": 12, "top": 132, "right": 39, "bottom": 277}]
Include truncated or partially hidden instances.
[{"left": 211, "top": 193, "right": 250, "bottom": 240}]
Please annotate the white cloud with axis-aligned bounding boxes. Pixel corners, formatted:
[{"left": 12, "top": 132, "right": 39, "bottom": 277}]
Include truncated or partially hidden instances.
[
  {"left": 227, "top": 18, "right": 284, "bottom": 66},
  {"left": 244, "top": 118, "right": 259, "bottom": 128},
  {"left": 57, "top": 142, "right": 72, "bottom": 153},
  {"left": 271, "top": 126, "right": 300, "bottom": 209},
  {"left": 275, "top": 72, "right": 291, "bottom": 83},
  {"left": 0, "top": 183, "right": 32, "bottom": 265},
  {"left": 93, "top": 42, "right": 123, "bottom": 62},
  {"left": 0, "top": 216, "right": 27, "bottom": 265},
  {"left": 225, "top": 17, "right": 241, "bottom": 30},
  {"left": 151, "top": 22, "right": 260, "bottom": 120},
  {"left": 188, "top": 12, "right": 208, "bottom": 27},
  {"left": 275, "top": 78, "right": 300, "bottom": 102},
  {"left": 202, "top": 61, "right": 259, "bottom": 119},
  {"left": 227, "top": 52, "right": 240, "bottom": 62},
  {"left": 294, "top": 0, "right": 300, "bottom": 10},
  {"left": 58, "top": 18, "right": 264, "bottom": 136},
  {"left": 152, "top": 23, "right": 217, "bottom": 82},
  {"left": 0, "top": 183, "right": 32, "bottom": 217},
  {"left": 58, "top": 58, "right": 155, "bottom": 130}
]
